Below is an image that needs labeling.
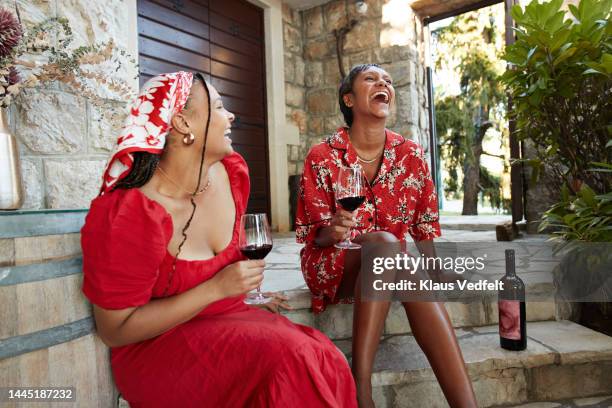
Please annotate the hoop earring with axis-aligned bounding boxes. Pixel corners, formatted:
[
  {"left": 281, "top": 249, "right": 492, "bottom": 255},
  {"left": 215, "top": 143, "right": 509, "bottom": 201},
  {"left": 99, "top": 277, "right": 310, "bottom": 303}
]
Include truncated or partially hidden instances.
[{"left": 183, "top": 132, "right": 195, "bottom": 145}]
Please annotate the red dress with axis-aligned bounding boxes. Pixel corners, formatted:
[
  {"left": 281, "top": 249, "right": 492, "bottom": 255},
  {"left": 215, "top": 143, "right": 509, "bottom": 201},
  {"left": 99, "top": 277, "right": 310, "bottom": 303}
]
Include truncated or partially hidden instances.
[
  {"left": 81, "top": 152, "right": 357, "bottom": 408},
  {"left": 296, "top": 128, "right": 442, "bottom": 314}
]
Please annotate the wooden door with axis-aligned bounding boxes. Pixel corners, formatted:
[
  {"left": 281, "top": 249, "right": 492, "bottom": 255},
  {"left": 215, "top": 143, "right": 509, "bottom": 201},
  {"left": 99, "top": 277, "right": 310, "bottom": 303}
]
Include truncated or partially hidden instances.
[{"left": 137, "top": 0, "right": 271, "bottom": 220}]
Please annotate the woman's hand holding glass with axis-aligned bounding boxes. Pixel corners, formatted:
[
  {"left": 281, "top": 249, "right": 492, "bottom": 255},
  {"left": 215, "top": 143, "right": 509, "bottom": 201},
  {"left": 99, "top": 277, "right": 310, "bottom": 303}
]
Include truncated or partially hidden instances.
[
  {"left": 210, "top": 260, "right": 265, "bottom": 299},
  {"left": 314, "top": 209, "right": 357, "bottom": 247}
]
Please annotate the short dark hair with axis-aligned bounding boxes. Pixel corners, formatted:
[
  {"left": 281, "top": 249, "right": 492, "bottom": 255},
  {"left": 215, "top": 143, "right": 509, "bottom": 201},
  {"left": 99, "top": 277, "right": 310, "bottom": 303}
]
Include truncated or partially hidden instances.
[{"left": 338, "top": 63, "right": 381, "bottom": 127}]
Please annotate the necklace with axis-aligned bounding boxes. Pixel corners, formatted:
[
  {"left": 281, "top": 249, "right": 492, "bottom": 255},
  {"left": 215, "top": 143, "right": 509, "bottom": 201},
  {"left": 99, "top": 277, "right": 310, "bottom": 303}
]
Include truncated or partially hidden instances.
[
  {"left": 157, "top": 166, "right": 211, "bottom": 196},
  {"left": 347, "top": 128, "right": 384, "bottom": 164},
  {"left": 357, "top": 153, "right": 382, "bottom": 164}
]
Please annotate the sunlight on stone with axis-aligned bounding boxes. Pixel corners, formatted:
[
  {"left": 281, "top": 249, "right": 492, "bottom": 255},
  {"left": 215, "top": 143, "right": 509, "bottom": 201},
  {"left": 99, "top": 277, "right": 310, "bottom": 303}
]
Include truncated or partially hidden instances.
[{"left": 381, "top": 0, "right": 418, "bottom": 47}]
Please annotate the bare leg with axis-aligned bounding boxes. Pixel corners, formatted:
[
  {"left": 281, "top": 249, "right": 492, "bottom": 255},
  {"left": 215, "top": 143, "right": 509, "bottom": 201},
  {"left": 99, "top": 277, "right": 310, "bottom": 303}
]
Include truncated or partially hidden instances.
[
  {"left": 337, "top": 231, "right": 396, "bottom": 408},
  {"left": 402, "top": 302, "right": 477, "bottom": 407}
]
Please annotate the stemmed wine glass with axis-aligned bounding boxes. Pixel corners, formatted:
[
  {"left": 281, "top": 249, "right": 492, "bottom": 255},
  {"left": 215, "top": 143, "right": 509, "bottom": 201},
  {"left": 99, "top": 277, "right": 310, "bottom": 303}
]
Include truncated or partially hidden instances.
[
  {"left": 239, "top": 213, "right": 273, "bottom": 304},
  {"left": 335, "top": 166, "right": 366, "bottom": 249}
]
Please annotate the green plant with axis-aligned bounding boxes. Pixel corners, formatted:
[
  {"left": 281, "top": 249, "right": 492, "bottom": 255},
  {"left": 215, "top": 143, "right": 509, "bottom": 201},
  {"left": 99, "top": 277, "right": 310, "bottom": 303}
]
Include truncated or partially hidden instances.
[
  {"left": 539, "top": 184, "right": 612, "bottom": 242},
  {"left": 502, "top": 0, "right": 612, "bottom": 195}
]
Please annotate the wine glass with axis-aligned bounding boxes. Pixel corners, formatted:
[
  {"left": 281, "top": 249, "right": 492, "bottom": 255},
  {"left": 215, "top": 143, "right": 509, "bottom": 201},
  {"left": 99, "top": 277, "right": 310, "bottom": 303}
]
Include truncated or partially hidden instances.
[
  {"left": 335, "top": 166, "right": 366, "bottom": 249},
  {"left": 239, "top": 213, "right": 273, "bottom": 304}
]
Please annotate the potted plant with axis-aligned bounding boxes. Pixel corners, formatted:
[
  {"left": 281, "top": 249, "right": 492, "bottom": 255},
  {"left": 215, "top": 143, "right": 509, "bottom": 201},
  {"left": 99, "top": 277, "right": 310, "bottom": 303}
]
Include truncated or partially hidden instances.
[{"left": 502, "top": 0, "right": 611, "bottom": 333}]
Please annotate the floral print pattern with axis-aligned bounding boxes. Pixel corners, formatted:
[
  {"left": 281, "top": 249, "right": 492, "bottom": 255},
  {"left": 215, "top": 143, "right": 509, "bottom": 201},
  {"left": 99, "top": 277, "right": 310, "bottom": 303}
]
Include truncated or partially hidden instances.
[
  {"left": 296, "top": 127, "right": 441, "bottom": 313},
  {"left": 100, "top": 71, "right": 194, "bottom": 194}
]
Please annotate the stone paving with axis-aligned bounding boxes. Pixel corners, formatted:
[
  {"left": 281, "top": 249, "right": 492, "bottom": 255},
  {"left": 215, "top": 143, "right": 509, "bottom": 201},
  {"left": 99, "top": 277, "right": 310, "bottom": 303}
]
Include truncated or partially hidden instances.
[{"left": 262, "top": 228, "right": 550, "bottom": 293}]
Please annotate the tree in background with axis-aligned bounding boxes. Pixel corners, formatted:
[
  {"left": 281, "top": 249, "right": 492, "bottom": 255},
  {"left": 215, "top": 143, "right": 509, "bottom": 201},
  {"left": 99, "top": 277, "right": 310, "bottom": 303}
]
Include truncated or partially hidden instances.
[{"left": 433, "top": 6, "right": 509, "bottom": 215}]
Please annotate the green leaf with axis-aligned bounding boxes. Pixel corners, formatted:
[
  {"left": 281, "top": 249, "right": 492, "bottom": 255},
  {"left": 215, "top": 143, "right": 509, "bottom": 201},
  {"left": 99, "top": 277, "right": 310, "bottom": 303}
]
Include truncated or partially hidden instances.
[
  {"left": 511, "top": 4, "right": 524, "bottom": 22},
  {"left": 568, "top": 4, "right": 580, "bottom": 20}
]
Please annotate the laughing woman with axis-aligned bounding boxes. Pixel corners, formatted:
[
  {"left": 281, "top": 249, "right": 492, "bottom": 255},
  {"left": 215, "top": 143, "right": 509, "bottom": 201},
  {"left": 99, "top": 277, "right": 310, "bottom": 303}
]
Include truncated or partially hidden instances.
[
  {"left": 81, "top": 71, "right": 357, "bottom": 407},
  {"left": 296, "top": 64, "right": 477, "bottom": 408}
]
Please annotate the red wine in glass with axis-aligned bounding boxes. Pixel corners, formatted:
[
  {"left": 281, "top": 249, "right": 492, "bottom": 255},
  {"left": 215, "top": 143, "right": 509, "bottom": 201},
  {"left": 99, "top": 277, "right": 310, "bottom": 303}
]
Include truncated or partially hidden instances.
[
  {"left": 240, "top": 244, "right": 273, "bottom": 260},
  {"left": 338, "top": 196, "right": 366, "bottom": 212},
  {"left": 239, "top": 213, "right": 273, "bottom": 304},
  {"left": 335, "top": 166, "right": 366, "bottom": 249}
]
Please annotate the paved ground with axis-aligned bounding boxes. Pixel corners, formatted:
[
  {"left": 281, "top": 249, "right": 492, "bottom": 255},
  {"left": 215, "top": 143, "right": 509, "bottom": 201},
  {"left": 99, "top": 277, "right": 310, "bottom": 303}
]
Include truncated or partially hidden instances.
[{"left": 262, "top": 226, "right": 550, "bottom": 293}]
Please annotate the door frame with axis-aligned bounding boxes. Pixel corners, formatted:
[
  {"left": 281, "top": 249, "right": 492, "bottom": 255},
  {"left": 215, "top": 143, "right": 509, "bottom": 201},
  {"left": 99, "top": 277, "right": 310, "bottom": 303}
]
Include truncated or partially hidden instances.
[
  {"left": 126, "top": 0, "right": 298, "bottom": 232},
  {"left": 423, "top": 0, "right": 525, "bottom": 223}
]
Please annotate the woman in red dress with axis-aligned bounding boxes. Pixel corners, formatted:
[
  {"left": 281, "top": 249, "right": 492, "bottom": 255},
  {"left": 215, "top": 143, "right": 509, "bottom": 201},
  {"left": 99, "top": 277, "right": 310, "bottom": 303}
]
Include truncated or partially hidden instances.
[
  {"left": 296, "top": 64, "right": 477, "bottom": 407},
  {"left": 81, "top": 71, "right": 357, "bottom": 407}
]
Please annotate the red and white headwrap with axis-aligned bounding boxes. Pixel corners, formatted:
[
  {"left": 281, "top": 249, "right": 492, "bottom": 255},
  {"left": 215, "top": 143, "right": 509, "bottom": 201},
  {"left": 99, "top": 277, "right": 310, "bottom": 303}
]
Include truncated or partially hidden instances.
[{"left": 100, "top": 71, "right": 194, "bottom": 194}]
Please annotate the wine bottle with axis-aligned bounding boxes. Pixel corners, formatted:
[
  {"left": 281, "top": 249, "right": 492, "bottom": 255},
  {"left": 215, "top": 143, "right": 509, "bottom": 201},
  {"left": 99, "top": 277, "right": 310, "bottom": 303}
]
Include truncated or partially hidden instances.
[{"left": 498, "top": 249, "right": 527, "bottom": 351}]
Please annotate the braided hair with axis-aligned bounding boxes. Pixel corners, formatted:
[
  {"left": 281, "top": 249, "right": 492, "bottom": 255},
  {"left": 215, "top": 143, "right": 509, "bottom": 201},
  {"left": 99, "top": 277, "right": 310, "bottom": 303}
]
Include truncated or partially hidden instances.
[{"left": 113, "top": 72, "right": 211, "bottom": 297}]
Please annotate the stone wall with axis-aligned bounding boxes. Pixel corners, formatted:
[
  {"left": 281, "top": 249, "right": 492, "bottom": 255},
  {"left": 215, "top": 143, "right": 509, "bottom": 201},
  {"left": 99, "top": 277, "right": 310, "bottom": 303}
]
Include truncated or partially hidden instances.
[
  {"left": 283, "top": 0, "right": 431, "bottom": 174},
  {"left": 2, "top": 0, "right": 136, "bottom": 210},
  {"left": 282, "top": 3, "right": 307, "bottom": 177}
]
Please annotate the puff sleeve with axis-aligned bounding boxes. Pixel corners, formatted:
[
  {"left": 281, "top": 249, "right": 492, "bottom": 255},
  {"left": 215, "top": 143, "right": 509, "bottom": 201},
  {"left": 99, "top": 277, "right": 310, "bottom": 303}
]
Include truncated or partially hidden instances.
[
  {"left": 222, "top": 152, "right": 250, "bottom": 216},
  {"left": 81, "top": 189, "right": 172, "bottom": 310}
]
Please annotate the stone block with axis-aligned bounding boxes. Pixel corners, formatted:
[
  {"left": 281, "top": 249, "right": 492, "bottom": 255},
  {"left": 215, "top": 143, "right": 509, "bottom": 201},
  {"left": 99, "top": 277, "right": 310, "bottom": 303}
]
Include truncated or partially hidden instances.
[
  {"left": 348, "top": 51, "right": 372, "bottom": 69},
  {"left": 88, "top": 101, "right": 126, "bottom": 153},
  {"left": 0, "top": 0, "right": 53, "bottom": 28},
  {"left": 285, "top": 83, "right": 305, "bottom": 108},
  {"left": 315, "top": 304, "right": 353, "bottom": 339},
  {"left": 529, "top": 361, "right": 612, "bottom": 401},
  {"left": 304, "top": 39, "right": 332, "bottom": 60},
  {"left": 288, "top": 109, "right": 307, "bottom": 134},
  {"left": 324, "top": 115, "right": 342, "bottom": 134},
  {"left": 284, "top": 53, "right": 295, "bottom": 83},
  {"left": 294, "top": 57, "right": 305, "bottom": 86},
  {"left": 323, "top": 1, "right": 347, "bottom": 31},
  {"left": 15, "top": 90, "right": 86, "bottom": 154},
  {"left": 308, "top": 116, "right": 324, "bottom": 135},
  {"left": 0, "top": 238, "right": 15, "bottom": 266},
  {"left": 44, "top": 160, "right": 106, "bottom": 209},
  {"left": 305, "top": 61, "right": 324, "bottom": 87},
  {"left": 344, "top": 20, "right": 379, "bottom": 51},
  {"left": 307, "top": 88, "right": 336, "bottom": 116},
  {"left": 303, "top": 7, "right": 323, "bottom": 39},
  {"left": 283, "top": 24, "right": 302, "bottom": 54},
  {"left": 323, "top": 58, "right": 342, "bottom": 87},
  {"left": 372, "top": 47, "right": 395, "bottom": 65},
  {"left": 471, "top": 367, "right": 528, "bottom": 407},
  {"left": 57, "top": 0, "right": 129, "bottom": 48},
  {"left": 396, "top": 86, "right": 420, "bottom": 126},
  {"left": 19, "top": 157, "right": 44, "bottom": 210},
  {"left": 57, "top": 0, "right": 136, "bottom": 99},
  {"left": 283, "top": 309, "right": 315, "bottom": 327},
  {"left": 381, "top": 62, "right": 413, "bottom": 87},
  {"left": 282, "top": 3, "right": 300, "bottom": 27}
]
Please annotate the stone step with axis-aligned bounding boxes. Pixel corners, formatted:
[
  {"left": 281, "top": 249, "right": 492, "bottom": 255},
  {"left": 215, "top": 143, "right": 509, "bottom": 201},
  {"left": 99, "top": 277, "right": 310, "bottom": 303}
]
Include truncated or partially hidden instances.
[
  {"left": 118, "top": 321, "right": 611, "bottom": 408},
  {"left": 502, "top": 395, "right": 612, "bottom": 407},
  {"left": 280, "top": 287, "right": 566, "bottom": 340},
  {"left": 334, "top": 320, "right": 612, "bottom": 408}
]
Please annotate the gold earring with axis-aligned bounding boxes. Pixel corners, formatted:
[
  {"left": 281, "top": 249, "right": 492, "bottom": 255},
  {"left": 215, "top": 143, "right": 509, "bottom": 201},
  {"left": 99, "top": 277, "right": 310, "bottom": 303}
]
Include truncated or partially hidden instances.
[{"left": 183, "top": 132, "right": 195, "bottom": 145}]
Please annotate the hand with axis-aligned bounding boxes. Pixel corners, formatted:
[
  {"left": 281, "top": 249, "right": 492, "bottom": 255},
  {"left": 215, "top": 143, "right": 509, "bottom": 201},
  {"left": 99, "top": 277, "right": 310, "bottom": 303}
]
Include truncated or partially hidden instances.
[
  {"left": 252, "top": 292, "right": 292, "bottom": 314},
  {"left": 211, "top": 260, "right": 265, "bottom": 299},
  {"left": 316, "top": 209, "right": 357, "bottom": 246}
]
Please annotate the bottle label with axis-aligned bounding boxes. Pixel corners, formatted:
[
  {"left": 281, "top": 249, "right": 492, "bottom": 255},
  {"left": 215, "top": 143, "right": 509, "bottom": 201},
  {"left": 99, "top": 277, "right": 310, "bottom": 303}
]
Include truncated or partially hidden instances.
[{"left": 498, "top": 300, "right": 521, "bottom": 340}]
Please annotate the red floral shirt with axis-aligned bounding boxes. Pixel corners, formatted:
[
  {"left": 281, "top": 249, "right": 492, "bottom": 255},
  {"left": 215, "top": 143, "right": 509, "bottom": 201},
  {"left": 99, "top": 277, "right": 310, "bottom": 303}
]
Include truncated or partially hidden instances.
[{"left": 296, "top": 127, "right": 441, "bottom": 313}]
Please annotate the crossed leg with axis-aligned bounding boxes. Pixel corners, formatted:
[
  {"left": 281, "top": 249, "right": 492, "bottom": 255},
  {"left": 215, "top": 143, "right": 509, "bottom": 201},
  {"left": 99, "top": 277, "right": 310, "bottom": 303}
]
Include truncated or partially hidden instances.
[{"left": 336, "top": 231, "right": 477, "bottom": 408}]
